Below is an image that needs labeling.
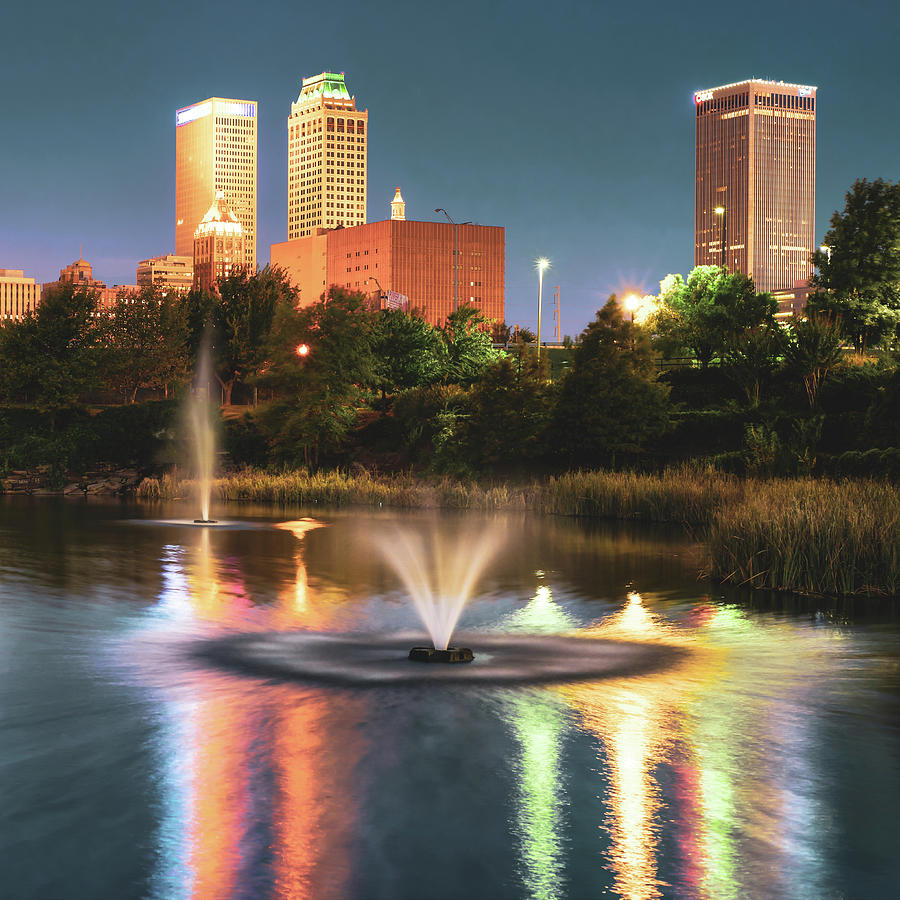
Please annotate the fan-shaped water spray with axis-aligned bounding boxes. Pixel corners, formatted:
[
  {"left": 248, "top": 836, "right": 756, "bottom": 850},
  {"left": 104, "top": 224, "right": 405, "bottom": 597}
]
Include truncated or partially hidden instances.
[{"left": 376, "top": 524, "right": 503, "bottom": 653}]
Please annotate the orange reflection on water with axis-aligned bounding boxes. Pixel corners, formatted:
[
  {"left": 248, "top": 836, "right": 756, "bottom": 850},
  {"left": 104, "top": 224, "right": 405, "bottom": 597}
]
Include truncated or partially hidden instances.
[
  {"left": 270, "top": 689, "right": 365, "bottom": 900},
  {"left": 272, "top": 519, "right": 343, "bottom": 632},
  {"left": 186, "top": 689, "right": 257, "bottom": 899}
]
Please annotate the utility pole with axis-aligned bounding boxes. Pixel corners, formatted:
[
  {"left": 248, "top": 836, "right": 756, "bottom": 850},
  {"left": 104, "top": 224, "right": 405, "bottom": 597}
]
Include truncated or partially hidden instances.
[{"left": 553, "top": 286, "right": 560, "bottom": 341}]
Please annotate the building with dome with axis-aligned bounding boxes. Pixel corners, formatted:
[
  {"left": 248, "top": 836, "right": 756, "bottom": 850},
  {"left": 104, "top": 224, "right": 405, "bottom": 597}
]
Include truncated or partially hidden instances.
[{"left": 193, "top": 192, "right": 246, "bottom": 292}]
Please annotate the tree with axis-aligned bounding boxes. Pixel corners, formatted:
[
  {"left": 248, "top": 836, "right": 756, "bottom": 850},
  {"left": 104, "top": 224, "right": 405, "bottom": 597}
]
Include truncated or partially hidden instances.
[
  {"left": 784, "top": 313, "right": 844, "bottom": 407},
  {"left": 442, "top": 346, "right": 555, "bottom": 473},
  {"left": 187, "top": 266, "right": 296, "bottom": 405},
  {"left": 372, "top": 309, "right": 447, "bottom": 395},
  {"left": 441, "top": 306, "right": 503, "bottom": 384},
  {"left": 257, "top": 286, "right": 377, "bottom": 466},
  {"left": 722, "top": 323, "right": 785, "bottom": 408},
  {"left": 553, "top": 297, "right": 671, "bottom": 467},
  {"left": 100, "top": 287, "right": 189, "bottom": 402},
  {"left": 0, "top": 284, "right": 100, "bottom": 421},
  {"left": 808, "top": 178, "right": 900, "bottom": 351},
  {"left": 653, "top": 267, "right": 777, "bottom": 367}
]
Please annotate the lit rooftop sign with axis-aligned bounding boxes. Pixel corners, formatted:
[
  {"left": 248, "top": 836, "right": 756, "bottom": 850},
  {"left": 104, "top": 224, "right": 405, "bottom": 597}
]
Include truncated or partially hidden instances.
[
  {"left": 694, "top": 90, "right": 713, "bottom": 103},
  {"left": 176, "top": 102, "right": 211, "bottom": 126},
  {"left": 215, "top": 100, "right": 256, "bottom": 118},
  {"left": 798, "top": 85, "right": 813, "bottom": 96}
]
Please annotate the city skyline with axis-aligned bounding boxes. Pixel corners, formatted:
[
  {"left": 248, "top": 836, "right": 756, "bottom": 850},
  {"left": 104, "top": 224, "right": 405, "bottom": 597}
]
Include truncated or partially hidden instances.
[{"left": 2, "top": 0, "right": 897, "bottom": 335}]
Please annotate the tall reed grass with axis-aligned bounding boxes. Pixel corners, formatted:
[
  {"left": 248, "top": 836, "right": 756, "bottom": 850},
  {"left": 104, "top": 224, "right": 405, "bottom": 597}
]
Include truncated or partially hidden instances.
[
  {"left": 136, "top": 466, "right": 900, "bottom": 596},
  {"left": 708, "top": 479, "right": 900, "bottom": 596}
]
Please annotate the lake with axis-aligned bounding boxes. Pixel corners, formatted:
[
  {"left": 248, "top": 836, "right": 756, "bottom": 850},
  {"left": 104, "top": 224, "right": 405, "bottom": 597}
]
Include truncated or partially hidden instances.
[{"left": 1, "top": 498, "right": 898, "bottom": 899}]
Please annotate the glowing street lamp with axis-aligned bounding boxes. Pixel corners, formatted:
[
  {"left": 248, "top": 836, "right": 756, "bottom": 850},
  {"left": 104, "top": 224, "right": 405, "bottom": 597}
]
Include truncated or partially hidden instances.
[
  {"left": 536, "top": 258, "right": 550, "bottom": 358},
  {"left": 296, "top": 343, "right": 310, "bottom": 357},
  {"left": 819, "top": 244, "right": 832, "bottom": 263},
  {"left": 624, "top": 293, "right": 641, "bottom": 323}
]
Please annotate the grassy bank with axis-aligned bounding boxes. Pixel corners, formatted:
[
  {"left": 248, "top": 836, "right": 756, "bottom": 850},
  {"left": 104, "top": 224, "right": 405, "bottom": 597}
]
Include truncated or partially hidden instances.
[{"left": 137, "top": 467, "right": 900, "bottom": 597}]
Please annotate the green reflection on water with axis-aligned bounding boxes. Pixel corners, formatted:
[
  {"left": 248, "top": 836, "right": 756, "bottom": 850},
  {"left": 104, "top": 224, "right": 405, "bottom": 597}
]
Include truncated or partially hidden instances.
[
  {"left": 503, "top": 690, "right": 570, "bottom": 900},
  {"left": 503, "top": 584, "right": 578, "bottom": 633}
]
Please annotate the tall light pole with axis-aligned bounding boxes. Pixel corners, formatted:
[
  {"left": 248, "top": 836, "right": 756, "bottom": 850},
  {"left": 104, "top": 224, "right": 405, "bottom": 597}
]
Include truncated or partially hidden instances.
[
  {"left": 435, "top": 208, "right": 470, "bottom": 315},
  {"left": 714, "top": 205, "right": 726, "bottom": 271},
  {"left": 536, "top": 258, "right": 550, "bottom": 358},
  {"left": 624, "top": 293, "right": 640, "bottom": 351}
]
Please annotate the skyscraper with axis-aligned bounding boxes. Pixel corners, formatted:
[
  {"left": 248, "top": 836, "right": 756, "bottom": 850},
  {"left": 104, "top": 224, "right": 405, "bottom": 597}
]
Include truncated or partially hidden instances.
[
  {"left": 287, "top": 72, "right": 367, "bottom": 240},
  {"left": 694, "top": 79, "right": 816, "bottom": 294},
  {"left": 193, "top": 192, "right": 245, "bottom": 292},
  {"left": 175, "top": 97, "right": 257, "bottom": 272}
]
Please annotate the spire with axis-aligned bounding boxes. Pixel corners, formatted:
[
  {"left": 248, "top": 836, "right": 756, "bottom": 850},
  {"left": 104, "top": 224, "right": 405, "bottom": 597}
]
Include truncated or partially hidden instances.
[{"left": 391, "top": 187, "right": 406, "bottom": 221}]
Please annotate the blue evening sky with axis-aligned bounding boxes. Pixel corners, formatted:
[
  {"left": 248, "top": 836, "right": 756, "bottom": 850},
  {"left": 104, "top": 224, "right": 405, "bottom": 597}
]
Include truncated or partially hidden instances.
[{"left": 2, "top": 0, "right": 898, "bottom": 335}]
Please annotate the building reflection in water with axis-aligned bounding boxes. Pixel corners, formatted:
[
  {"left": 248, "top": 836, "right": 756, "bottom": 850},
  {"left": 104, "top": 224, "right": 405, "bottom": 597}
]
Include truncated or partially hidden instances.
[{"left": 150, "top": 521, "right": 363, "bottom": 899}]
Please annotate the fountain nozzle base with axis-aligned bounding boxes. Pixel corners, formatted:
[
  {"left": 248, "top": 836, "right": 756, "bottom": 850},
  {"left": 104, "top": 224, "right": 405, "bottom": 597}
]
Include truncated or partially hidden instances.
[
  {"left": 193, "top": 519, "right": 218, "bottom": 525},
  {"left": 408, "top": 646, "right": 474, "bottom": 664}
]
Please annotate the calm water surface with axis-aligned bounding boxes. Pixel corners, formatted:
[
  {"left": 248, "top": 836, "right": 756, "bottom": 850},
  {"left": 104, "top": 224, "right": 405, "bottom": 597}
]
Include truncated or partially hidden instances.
[{"left": 0, "top": 498, "right": 898, "bottom": 899}]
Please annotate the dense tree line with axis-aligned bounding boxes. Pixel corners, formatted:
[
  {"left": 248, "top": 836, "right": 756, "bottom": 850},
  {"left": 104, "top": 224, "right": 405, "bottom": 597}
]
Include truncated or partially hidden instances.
[{"left": 1, "top": 176, "right": 899, "bottom": 482}]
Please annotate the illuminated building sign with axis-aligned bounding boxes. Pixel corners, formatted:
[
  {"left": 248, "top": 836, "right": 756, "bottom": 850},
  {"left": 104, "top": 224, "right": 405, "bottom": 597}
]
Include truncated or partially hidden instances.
[
  {"left": 176, "top": 102, "right": 211, "bottom": 126},
  {"left": 177, "top": 100, "right": 255, "bottom": 126},
  {"left": 215, "top": 100, "right": 256, "bottom": 118},
  {"left": 798, "top": 85, "right": 813, "bottom": 96},
  {"left": 695, "top": 90, "right": 713, "bottom": 103}
]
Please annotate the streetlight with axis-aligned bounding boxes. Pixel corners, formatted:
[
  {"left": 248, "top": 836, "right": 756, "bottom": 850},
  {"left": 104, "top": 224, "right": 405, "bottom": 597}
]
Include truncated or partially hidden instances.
[
  {"left": 714, "top": 205, "right": 727, "bottom": 271},
  {"left": 435, "top": 208, "right": 471, "bottom": 314},
  {"left": 536, "top": 258, "right": 550, "bottom": 358},
  {"left": 624, "top": 293, "right": 641, "bottom": 324},
  {"left": 295, "top": 343, "right": 310, "bottom": 357},
  {"left": 819, "top": 244, "right": 832, "bottom": 263}
]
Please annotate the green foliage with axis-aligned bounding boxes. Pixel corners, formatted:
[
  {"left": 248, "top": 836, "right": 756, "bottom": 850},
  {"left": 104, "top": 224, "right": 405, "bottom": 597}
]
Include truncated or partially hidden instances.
[
  {"left": 186, "top": 266, "right": 296, "bottom": 404},
  {"left": 553, "top": 297, "right": 671, "bottom": 467},
  {"left": 784, "top": 313, "right": 844, "bottom": 407},
  {"left": 437, "top": 347, "right": 555, "bottom": 474},
  {"left": 257, "top": 286, "right": 376, "bottom": 467},
  {"left": 391, "top": 384, "right": 469, "bottom": 463},
  {"left": 809, "top": 178, "right": 900, "bottom": 351},
  {"left": 654, "top": 266, "right": 778, "bottom": 367},
  {"left": 723, "top": 323, "right": 785, "bottom": 407},
  {"left": 372, "top": 309, "right": 446, "bottom": 393},
  {"left": 441, "top": 306, "right": 503, "bottom": 383},
  {"left": 0, "top": 284, "right": 100, "bottom": 418},
  {"left": 100, "top": 287, "right": 189, "bottom": 402}
]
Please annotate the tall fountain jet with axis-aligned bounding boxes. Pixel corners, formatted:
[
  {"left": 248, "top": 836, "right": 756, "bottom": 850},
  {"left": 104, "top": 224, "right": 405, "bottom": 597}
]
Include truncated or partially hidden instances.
[{"left": 189, "top": 341, "right": 217, "bottom": 525}]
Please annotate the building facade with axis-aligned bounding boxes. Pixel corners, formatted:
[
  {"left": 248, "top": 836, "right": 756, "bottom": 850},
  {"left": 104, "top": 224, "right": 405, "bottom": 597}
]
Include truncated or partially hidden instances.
[
  {"left": 694, "top": 79, "right": 816, "bottom": 299},
  {"left": 193, "top": 193, "right": 246, "bottom": 292},
  {"left": 0, "top": 269, "right": 41, "bottom": 321},
  {"left": 287, "top": 72, "right": 368, "bottom": 240},
  {"left": 272, "top": 195, "right": 504, "bottom": 327},
  {"left": 136, "top": 255, "right": 193, "bottom": 294},
  {"left": 176, "top": 97, "right": 257, "bottom": 272},
  {"left": 41, "top": 258, "right": 137, "bottom": 309}
]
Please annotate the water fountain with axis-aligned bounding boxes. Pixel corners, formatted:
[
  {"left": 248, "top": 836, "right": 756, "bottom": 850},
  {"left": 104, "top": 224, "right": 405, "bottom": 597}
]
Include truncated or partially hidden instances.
[
  {"left": 376, "top": 525, "right": 502, "bottom": 664},
  {"left": 188, "top": 342, "right": 218, "bottom": 525}
]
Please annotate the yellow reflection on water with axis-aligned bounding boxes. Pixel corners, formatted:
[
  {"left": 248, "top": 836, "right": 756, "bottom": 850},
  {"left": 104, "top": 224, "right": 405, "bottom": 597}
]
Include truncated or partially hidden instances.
[
  {"left": 273, "top": 520, "right": 326, "bottom": 629},
  {"left": 560, "top": 592, "right": 716, "bottom": 899}
]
